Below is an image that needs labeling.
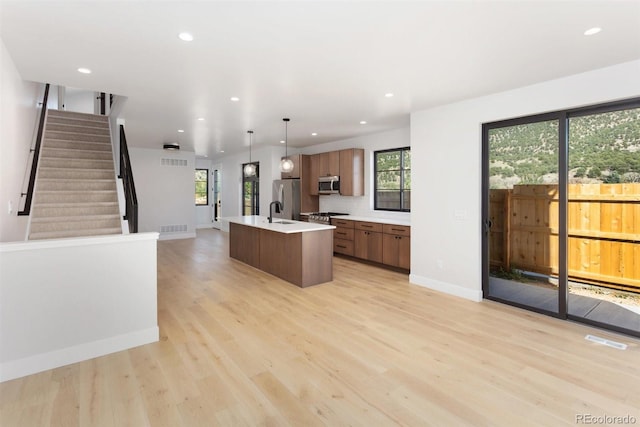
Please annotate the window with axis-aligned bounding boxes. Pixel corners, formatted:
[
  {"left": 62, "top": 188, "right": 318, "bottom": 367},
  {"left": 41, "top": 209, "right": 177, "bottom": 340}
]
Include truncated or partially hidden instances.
[
  {"left": 374, "top": 147, "right": 411, "bottom": 211},
  {"left": 195, "top": 169, "right": 208, "bottom": 206},
  {"left": 242, "top": 162, "right": 259, "bottom": 215}
]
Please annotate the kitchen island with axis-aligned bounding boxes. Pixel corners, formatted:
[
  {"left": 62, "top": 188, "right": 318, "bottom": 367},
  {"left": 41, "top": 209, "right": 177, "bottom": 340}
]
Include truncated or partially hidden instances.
[{"left": 225, "top": 216, "right": 335, "bottom": 287}]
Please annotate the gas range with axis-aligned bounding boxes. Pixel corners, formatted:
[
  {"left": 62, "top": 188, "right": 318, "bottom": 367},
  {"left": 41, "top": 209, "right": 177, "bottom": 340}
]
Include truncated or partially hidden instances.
[{"left": 308, "top": 212, "right": 349, "bottom": 224}]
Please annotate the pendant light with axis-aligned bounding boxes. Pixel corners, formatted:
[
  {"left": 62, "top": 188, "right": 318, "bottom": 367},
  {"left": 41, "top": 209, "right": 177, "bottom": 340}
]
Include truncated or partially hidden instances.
[
  {"left": 280, "top": 118, "right": 294, "bottom": 173},
  {"left": 243, "top": 130, "right": 256, "bottom": 177}
]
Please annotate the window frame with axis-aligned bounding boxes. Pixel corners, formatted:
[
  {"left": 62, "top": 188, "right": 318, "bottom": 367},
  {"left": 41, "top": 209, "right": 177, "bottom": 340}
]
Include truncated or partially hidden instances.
[
  {"left": 374, "top": 147, "right": 411, "bottom": 212},
  {"left": 241, "top": 162, "right": 260, "bottom": 216},
  {"left": 195, "top": 168, "right": 209, "bottom": 206}
]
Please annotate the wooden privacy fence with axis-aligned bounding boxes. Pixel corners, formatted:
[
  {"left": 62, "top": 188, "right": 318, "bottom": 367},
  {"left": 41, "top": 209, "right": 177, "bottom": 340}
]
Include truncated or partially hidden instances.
[{"left": 489, "top": 184, "right": 640, "bottom": 293}]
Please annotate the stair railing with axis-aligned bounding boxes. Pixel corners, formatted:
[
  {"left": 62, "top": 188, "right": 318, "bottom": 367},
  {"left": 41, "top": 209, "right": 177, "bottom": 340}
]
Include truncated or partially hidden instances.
[
  {"left": 119, "top": 125, "right": 138, "bottom": 233},
  {"left": 18, "top": 83, "right": 50, "bottom": 216}
]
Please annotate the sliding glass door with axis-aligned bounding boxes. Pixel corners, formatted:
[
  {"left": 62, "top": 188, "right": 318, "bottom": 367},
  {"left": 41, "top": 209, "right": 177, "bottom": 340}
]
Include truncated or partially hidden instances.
[
  {"left": 483, "top": 116, "right": 562, "bottom": 315},
  {"left": 483, "top": 99, "right": 640, "bottom": 337},
  {"left": 567, "top": 106, "right": 640, "bottom": 333}
]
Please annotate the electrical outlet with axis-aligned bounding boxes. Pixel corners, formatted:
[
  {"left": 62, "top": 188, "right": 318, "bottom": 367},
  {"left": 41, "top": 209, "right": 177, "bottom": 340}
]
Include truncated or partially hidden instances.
[
  {"left": 437, "top": 259, "right": 444, "bottom": 269},
  {"left": 8, "top": 201, "right": 13, "bottom": 215}
]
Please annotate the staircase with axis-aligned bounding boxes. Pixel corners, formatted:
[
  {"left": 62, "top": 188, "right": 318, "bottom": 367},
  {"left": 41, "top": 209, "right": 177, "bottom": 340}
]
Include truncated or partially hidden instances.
[{"left": 29, "top": 110, "right": 122, "bottom": 240}]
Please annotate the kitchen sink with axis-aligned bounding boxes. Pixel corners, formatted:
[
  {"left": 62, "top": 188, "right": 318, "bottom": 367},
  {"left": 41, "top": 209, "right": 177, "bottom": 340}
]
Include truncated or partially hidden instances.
[{"left": 273, "top": 220, "right": 296, "bottom": 225}]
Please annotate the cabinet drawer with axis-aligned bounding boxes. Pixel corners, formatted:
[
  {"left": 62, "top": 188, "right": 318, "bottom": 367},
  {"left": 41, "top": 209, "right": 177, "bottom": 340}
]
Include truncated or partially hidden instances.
[
  {"left": 334, "top": 238, "right": 354, "bottom": 256},
  {"left": 331, "top": 218, "right": 353, "bottom": 228},
  {"left": 334, "top": 227, "right": 354, "bottom": 241},
  {"left": 354, "top": 221, "right": 383, "bottom": 233},
  {"left": 383, "top": 224, "right": 411, "bottom": 237}
]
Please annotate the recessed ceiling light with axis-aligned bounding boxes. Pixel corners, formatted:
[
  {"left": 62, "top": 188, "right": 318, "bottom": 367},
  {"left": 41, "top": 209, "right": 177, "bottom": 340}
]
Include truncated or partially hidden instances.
[
  {"left": 280, "top": 140, "right": 285, "bottom": 144},
  {"left": 178, "top": 32, "right": 194, "bottom": 41},
  {"left": 311, "top": 133, "right": 318, "bottom": 136},
  {"left": 360, "top": 121, "right": 367, "bottom": 125},
  {"left": 384, "top": 93, "right": 394, "bottom": 98},
  {"left": 220, "top": 150, "right": 224, "bottom": 153},
  {"left": 197, "top": 117, "right": 205, "bottom": 121},
  {"left": 177, "top": 129, "right": 184, "bottom": 133},
  {"left": 230, "top": 97, "right": 240, "bottom": 102},
  {"left": 584, "top": 27, "right": 601, "bottom": 36},
  {"left": 77, "top": 68, "right": 91, "bottom": 74}
]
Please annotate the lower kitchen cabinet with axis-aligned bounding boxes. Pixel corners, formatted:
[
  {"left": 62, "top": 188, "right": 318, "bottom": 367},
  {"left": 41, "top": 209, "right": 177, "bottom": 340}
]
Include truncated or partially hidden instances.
[
  {"left": 382, "top": 233, "right": 411, "bottom": 269},
  {"left": 354, "top": 223, "right": 383, "bottom": 263}
]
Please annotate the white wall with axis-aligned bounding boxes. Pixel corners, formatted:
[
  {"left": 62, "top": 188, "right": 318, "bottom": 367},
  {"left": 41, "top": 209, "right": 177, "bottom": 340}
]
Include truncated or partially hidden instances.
[
  {"left": 129, "top": 147, "right": 196, "bottom": 240},
  {"left": 0, "top": 233, "right": 159, "bottom": 382},
  {"left": 410, "top": 60, "right": 640, "bottom": 302},
  {"left": 216, "top": 145, "right": 285, "bottom": 222},
  {"left": 0, "top": 38, "right": 43, "bottom": 242},
  {"left": 64, "top": 87, "right": 95, "bottom": 114},
  {"left": 299, "top": 127, "right": 410, "bottom": 221},
  {"left": 195, "top": 157, "right": 213, "bottom": 228}
]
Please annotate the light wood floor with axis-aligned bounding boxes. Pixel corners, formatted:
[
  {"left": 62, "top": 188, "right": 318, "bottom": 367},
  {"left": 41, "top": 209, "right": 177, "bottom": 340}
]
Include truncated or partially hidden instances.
[{"left": 1, "top": 229, "right": 639, "bottom": 426}]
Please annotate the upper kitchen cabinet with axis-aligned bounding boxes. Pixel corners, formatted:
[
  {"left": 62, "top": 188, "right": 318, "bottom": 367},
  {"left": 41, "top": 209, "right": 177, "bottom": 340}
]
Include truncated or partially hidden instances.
[
  {"left": 280, "top": 154, "right": 301, "bottom": 179},
  {"left": 309, "top": 154, "right": 320, "bottom": 195},
  {"left": 319, "top": 151, "right": 340, "bottom": 177},
  {"left": 339, "top": 148, "right": 364, "bottom": 196}
]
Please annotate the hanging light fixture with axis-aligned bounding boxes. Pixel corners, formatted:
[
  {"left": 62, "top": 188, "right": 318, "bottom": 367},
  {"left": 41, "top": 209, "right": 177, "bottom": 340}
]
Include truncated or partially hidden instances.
[
  {"left": 243, "top": 130, "right": 256, "bottom": 177},
  {"left": 280, "top": 118, "right": 294, "bottom": 173}
]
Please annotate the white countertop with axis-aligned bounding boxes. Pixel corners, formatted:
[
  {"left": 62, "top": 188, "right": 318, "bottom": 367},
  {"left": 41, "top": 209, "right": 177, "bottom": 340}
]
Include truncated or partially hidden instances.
[
  {"left": 332, "top": 216, "right": 411, "bottom": 226},
  {"left": 224, "top": 216, "right": 335, "bottom": 234}
]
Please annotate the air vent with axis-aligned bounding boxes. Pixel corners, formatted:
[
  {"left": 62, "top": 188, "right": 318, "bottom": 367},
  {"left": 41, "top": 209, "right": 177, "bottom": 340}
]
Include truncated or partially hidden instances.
[
  {"left": 160, "top": 224, "right": 188, "bottom": 233},
  {"left": 161, "top": 158, "right": 188, "bottom": 167},
  {"left": 585, "top": 334, "right": 627, "bottom": 350}
]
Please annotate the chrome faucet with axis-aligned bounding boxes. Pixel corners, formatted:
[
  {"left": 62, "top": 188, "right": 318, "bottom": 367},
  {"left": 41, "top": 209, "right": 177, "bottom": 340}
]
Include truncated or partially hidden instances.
[{"left": 268, "top": 201, "right": 283, "bottom": 223}]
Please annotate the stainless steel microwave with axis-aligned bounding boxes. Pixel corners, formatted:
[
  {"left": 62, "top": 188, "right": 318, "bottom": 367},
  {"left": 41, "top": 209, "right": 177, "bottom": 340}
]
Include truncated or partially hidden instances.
[{"left": 318, "top": 176, "right": 340, "bottom": 194}]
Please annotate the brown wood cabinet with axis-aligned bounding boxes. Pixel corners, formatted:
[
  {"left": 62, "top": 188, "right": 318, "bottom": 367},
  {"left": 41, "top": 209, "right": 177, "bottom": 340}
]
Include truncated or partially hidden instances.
[
  {"left": 382, "top": 224, "right": 411, "bottom": 270},
  {"left": 339, "top": 148, "right": 364, "bottom": 196},
  {"left": 332, "top": 218, "right": 355, "bottom": 256},
  {"left": 280, "top": 153, "right": 301, "bottom": 179},
  {"left": 229, "top": 223, "right": 260, "bottom": 268},
  {"left": 309, "top": 154, "right": 320, "bottom": 195},
  {"left": 353, "top": 221, "right": 383, "bottom": 263},
  {"left": 319, "top": 151, "right": 340, "bottom": 177}
]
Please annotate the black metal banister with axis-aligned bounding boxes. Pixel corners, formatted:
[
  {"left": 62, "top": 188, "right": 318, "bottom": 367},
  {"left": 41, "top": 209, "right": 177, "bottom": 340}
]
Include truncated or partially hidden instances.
[
  {"left": 120, "top": 125, "right": 138, "bottom": 233},
  {"left": 18, "top": 83, "right": 50, "bottom": 216}
]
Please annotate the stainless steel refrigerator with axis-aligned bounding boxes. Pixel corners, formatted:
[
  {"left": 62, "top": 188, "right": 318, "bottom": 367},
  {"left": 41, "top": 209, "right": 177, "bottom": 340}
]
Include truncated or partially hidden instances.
[{"left": 272, "top": 179, "right": 301, "bottom": 220}]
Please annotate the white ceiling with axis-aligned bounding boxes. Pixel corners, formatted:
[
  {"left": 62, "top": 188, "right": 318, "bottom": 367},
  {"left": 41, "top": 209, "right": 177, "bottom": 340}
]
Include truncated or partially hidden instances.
[{"left": 2, "top": 1, "right": 639, "bottom": 158}]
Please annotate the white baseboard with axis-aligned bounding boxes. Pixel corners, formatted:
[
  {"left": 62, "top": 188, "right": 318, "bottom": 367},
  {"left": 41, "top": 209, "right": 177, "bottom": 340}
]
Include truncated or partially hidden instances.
[
  {"left": 409, "top": 274, "right": 483, "bottom": 302},
  {"left": 158, "top": 231, "right": 197, "bottom": 241},
  {"left": 196, "top": 223, "right": 215, "bottom": 229},
  {"left": 0, "top": 326, "right": 159, "bottom": 383}
]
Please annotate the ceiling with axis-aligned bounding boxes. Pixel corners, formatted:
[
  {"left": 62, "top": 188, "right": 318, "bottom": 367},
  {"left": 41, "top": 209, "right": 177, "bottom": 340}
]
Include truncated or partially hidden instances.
[{"left": 2, "top": 1, "right": 639, "bottom": 158}]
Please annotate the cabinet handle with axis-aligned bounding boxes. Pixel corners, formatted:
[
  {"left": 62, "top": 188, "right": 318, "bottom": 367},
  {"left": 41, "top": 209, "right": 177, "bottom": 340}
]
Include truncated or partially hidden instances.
[
  {"left": 337, "top": 232, "right": 346, "bottom": 235},
  {"left": 391, "top": 228, "right": 404, "bottom": 232},
  {"left": 337, "top": 245, "right": 347, "bottom": 249},
  {"left": 361, "top": 225, "right": 373, "bottom": 228}
]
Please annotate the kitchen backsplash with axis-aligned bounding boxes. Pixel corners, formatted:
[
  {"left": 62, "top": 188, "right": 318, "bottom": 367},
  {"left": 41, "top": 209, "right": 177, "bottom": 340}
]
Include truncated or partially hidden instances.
[{"left": 319, "top": 194, "right": 411, "bottom": 222}]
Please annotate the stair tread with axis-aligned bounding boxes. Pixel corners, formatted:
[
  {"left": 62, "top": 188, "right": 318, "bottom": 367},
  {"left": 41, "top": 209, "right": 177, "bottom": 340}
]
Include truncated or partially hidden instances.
[
  {"left": 29, "top": 228, "right": 122, "bottom": 240},
  {"left": 38, "top": 178, "right": 115, "bottom": 182},
  {"left": 33, "top": 202, "right": 119, "bottom": 207},
  {"left": 44, "top": 138, "right": 111, "bottom": 144},
  {"left": 31, "top": 214, "right": 121, "bottom": 223},
  {"left": 48, "top": 110, "right": 108, "bottom": 120},
  {"left": 42, "top": 147, "right": 113, "bottom": 153}
]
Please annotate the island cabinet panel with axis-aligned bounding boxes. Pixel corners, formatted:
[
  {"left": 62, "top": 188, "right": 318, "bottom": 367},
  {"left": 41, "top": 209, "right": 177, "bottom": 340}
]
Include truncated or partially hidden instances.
[
  {"left": 229, "top": 223, "right": 260, "bottom": 268},
  {"left": 258, "top": 229, "right": 333, "bottom": 287},
  {"left": 259, "top": 229, "right": 302, "bottom": 285}
]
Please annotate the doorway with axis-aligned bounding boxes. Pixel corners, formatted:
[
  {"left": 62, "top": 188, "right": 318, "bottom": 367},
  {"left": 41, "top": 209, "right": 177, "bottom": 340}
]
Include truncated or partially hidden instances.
[{"left": 482, "top": 99, "right": 640, "bottom": 337}]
